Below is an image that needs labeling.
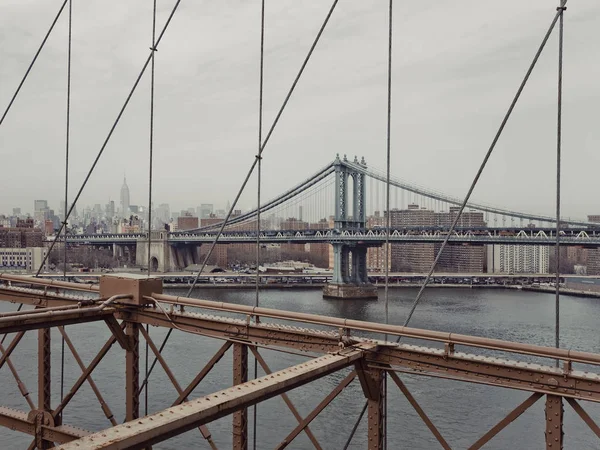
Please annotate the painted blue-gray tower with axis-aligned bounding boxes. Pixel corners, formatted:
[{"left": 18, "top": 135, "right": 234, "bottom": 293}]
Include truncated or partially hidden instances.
[{"left": 323, "top": 155, "right": 377, "bottom": 299}]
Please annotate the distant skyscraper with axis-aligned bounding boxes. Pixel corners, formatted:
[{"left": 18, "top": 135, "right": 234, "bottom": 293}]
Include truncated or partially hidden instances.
[
  {"left": 198, "top": 204, "right": 214, "bottom": 219},
  {"left": 34, "top": 200, "right": 47, "bottom": 213},
  {"left": 120, "top": 177, "right": 130, "bottom": 217},
  {"left": 106, "top": 200, "right": 115, "bottom": 218}
]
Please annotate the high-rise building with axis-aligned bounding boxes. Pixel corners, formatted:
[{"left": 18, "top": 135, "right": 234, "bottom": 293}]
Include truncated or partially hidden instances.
[
  {"left": 198, "top": 204, "right": 214, "bottom": 219},
  {"left": 387, "top": 205, "right": 436, "bottom": 272},
  {"left": 34, "top": 200, "right": 48, "bottom": 213},
  {"left": 487, "top": 245, "right": 549, "bottom": 274},
  {"left": 177, "top": 214, "right": 199, "bottom": 231},
  {"left": 120, "top": 177, "right": 130, "bottom": 217},
  {"left": 106, "top": 200, "right": 115, "bottom": 219},
  {"left": 383, "top": 205, "right": 486, "bottom": 273}
]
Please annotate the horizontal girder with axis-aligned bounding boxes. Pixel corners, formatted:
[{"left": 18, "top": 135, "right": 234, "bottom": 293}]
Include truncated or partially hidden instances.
[{"left": 56, "top": 226, "right": 600, "bottom": 247}]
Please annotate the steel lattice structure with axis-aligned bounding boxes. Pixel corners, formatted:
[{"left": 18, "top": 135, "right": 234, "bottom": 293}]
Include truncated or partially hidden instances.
[{"left": 0, "top": 273, "right": 598, "bottom": 449}]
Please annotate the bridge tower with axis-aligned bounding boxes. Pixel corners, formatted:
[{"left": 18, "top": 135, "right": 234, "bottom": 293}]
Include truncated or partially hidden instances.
[{"left": 323, "top": 155, "right": 378, "bottom": 299}]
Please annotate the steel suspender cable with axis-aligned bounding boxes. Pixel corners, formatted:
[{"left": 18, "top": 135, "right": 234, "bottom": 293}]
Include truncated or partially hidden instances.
[
  {"left": 145, "top": 0, "right": 158, "bottom": 417},
  {"left": 253, "top": 1, "right": 265, "bottom": 448},
  {"left": 61, "top": 0, "right": 73, "bottom": 415},
  {"left": 383, "top": 0, "right": 393, "bottom": 447},
  {"left": 0, "top": 0, "right": 69, "bottom": 128},
  {"left": 35, "top": 0, "right": 183, "bottom": 276},
  {"left": 555, "top": 2, "right": 566, "bottom": 360}
]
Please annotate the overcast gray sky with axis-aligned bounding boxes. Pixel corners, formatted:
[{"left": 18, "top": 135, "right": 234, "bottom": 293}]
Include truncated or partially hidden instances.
[{"left": 1, "top": 0, "right": 599, "bottom": 220}]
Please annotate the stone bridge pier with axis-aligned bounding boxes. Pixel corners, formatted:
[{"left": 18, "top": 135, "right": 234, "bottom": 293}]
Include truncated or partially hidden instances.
[{"left": 135, "top": 232, "right": 201, "bottom": 272}]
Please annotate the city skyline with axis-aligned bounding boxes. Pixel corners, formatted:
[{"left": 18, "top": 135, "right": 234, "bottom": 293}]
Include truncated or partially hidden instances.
[{"left": 1, "top": 1, "right": 600, "bottom": 219}]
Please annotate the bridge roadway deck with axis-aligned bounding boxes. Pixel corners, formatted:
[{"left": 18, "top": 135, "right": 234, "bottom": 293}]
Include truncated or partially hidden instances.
[{"left": 51, "top": 226, "right": 600, "bottom": 246}]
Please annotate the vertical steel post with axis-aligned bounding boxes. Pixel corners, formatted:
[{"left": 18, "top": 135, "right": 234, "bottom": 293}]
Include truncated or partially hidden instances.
[
  {"left": 37, "top": 327, "right": 52, "bottom": 449},
  {"left": 125, "top": 322, "right": 140, "bottom": 422},
  {"left": 233, "top": 343, "right": 248, "bottom": 450},
  {"left": 545, "top": 395, "right": 564, "bottom": 449},
  {"left": 367, "top": 368, "right": 384, "bottom": 450}
]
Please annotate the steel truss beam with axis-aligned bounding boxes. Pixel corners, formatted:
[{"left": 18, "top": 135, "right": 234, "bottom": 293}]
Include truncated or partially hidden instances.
[
  {"left": 127, "top": 309, "right": 600, "bottom": 403},
  {"left": 138, "top": 325, "right": 217, "bottom": 449},
  {"left": 387, "top": 371, "right": 451, "bottom": 450},
  {"left": 468, "top": 392, "right": 542, "bottom": 449},
  {"left": 0, "top": 308, "right": 114, "bottom": 334},
  {"left": 250, "top": 347, "right": 323, "bottom": 449},
  {"left": 58, "top": 326, "right": 118, "bottom": 426},
  {"left": 275, "top": 370, "right": 356, "bottom": 449},
  {"left": 52, "top": 323, "right": 124, "bottom": 421},
  {"left": 232, "top": 343, "right": 248, "bottom": 450},
  {"left": 372, "top": 345, "right": 600, "bottom": 402},
  {"left": 57, "top": 349, "right": 364, "bottom": 449}
]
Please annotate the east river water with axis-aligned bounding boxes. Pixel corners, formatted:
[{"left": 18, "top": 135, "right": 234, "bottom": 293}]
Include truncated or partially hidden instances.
[{"left": 1, "top": 287, "right": 600, "bottom": 449}]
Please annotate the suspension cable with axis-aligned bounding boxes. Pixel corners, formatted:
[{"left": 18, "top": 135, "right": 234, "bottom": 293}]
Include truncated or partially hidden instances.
[
  {"left": 60, "top": 0, "right": 73, "bottom": 416},
  {"left": 34, "top": 0, "right": 183, "bottom": 276},
  {"left": 555, "top": 2, "right": 566, "bottom": 359},
  {"left": 0, "top": 0, "right": 69, "bottom": 128},
  {"left": 144, "top": 0, "right": 158, "bottom": 417},
  {"left": 253, "top": 0, "right": 265, "bottom": 448},
  {"left": 383, "top": 0, "right": 393, "bottom": 447}
]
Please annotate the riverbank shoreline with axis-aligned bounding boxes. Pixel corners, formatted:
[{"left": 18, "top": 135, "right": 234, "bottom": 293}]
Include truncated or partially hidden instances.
[
  {"left": 162, "top": 283, "right": 600, "bottom": 298},
  {"left": 163, "top": 282, "right": 522, "bottom": 290}
]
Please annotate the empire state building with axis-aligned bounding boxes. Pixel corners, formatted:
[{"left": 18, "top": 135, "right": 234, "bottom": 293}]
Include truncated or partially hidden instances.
[{"left": 120, "top": 176, "right": 130, "bottom": 217}]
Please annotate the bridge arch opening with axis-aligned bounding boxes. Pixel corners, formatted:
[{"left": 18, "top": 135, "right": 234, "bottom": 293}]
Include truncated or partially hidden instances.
[{"left": 150, "top": 257, "right": 159, "bottom": 273}]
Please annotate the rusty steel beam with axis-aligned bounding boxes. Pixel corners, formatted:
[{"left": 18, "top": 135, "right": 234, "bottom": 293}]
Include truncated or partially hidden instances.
[
  {"left": 0, "top": 308, "right": 114, "bottom": 334},
  {"left": 387, "top": 371, "right": 451, "bottom": 450},
  {"left": 0, "top": 274, "right": 99, "bottom": 293},
  {"left": 149, "top": 292, "right": 600, "bottom": 366},
  {"left": 0, "top": 407, "right": 89, "bottom": 444},
  {"left": 275, "top": 370, "right": 356, "bottom": 450},
  {"left": 38, "top": 328, "right": 51, "bottom": 412},
  {"left": 129, "top": 309, "right": 600, "bottom": 403},
  {"left": 0, "top": 331, "right": 25, "bottom": 370},
  {"left": 0, "top": 337, "right": 35, "bottom": 410},
  {"left": 127, "top": 309, "right": 339, "bottom": 354},
  {"left": 52, "top": 324, "right": 123, "bottom": 421},
  {"left": 545, "top": 395, "right": 563, "bottom": 449},
  {"left": 373, "top": 346, "right": 600, "bottom": 403},
  {"left": 125, "top": 322, "right": 140, "bottom": 422},
  {"left": 138, "top": 325, "right": 217, "bottom": 449},
  {"left": 365, "top": 367, "right": 384, "bottom": 450},
  {"left": 565, "top": 397, "right": 600, "bottom": 439},
  {"left": 468, "top": 392, "right": 542, "bottom": 450},
  {"left": 58, "top": 327, "right": 117, "bottom": 426},
  {"left": 0, "top": 285, "right": 95, "bottom": 308},
  {"left": 0, "top": 331, "right": 35, "bottom": 411},
  {"left": 250, "top": 347, "right": 323, "bottom": 450},
  {"left": 172, "top": 341, "right": 233, "bottom": 405},
  {"left": 37, "top": 327, "right": 52, "bottom": 448},
  {"left": 57, "top": 349, "right": 364, "bottom": 450},
  {"left": 233, "top": 343, "right": 248, "bottom": 450},
  {"left": 104, "top": 316, "right": 131, "bottom": 351}
]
